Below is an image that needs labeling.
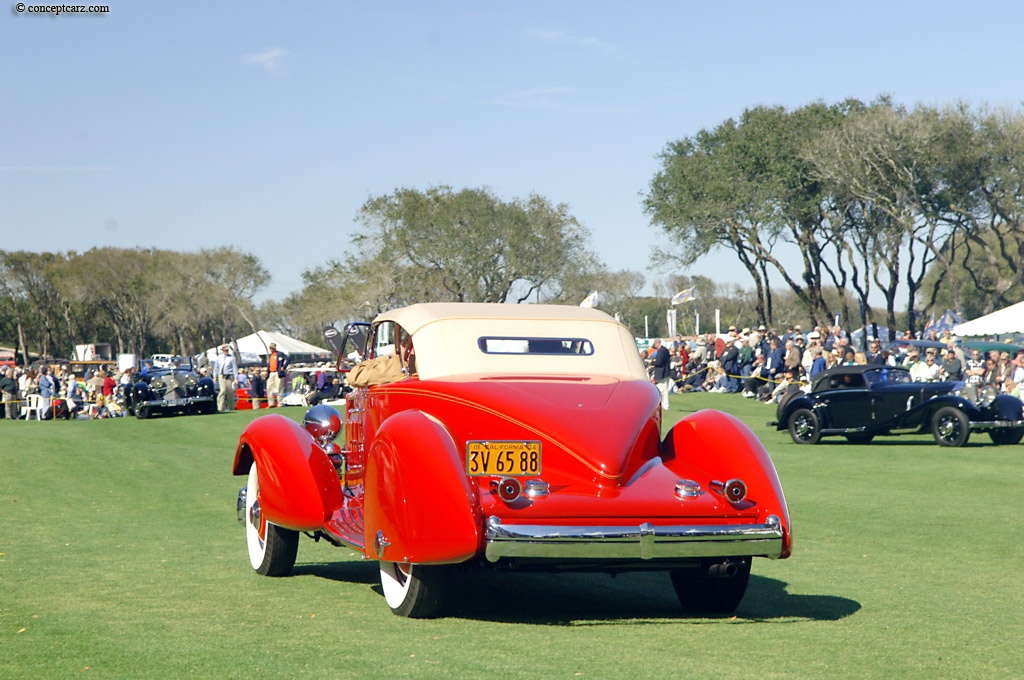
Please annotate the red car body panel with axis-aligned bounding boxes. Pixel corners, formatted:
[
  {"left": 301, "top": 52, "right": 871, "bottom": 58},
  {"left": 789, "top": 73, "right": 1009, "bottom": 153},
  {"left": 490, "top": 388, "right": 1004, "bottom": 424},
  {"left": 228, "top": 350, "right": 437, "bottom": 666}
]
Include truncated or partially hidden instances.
[
  {"left": 235, "top": 376, "right": 791, "bottom": 562},
  {"left": 363, "top": 376, "right": 662, "bottom": 484},
  {"left": 663, "top": 410, "right": 792, "bottom": 558},
  {"left": 233, "top": 414, "right": 343, "bottom": 531},
  {"left": 362, "top": 410, "right": 482, "bottom": 563}
]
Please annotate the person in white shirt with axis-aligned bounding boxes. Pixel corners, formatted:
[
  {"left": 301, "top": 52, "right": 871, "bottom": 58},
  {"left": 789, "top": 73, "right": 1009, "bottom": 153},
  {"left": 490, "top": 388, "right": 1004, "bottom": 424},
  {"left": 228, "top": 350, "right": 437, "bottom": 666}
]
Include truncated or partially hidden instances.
[
  {"left": 1010, "top": 351, "right": 1024, "bottom": 386},
  {"left": 213, "top": 345, "right": 238, "bottom": 412},
  {"left": 913, "top": 351, "right": 942, "bottom": 382}
]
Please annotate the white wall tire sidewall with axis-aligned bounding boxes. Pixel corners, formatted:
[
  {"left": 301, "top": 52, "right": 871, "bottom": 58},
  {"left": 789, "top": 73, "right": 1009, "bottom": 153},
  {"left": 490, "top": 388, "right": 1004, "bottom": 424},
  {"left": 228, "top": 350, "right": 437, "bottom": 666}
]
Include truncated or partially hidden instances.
[
  {"left": 380, "top": 561, "right": 413, "bottom": 609},
  {"left": 245, "top": 462, "right": 267, "bottom": 571}
]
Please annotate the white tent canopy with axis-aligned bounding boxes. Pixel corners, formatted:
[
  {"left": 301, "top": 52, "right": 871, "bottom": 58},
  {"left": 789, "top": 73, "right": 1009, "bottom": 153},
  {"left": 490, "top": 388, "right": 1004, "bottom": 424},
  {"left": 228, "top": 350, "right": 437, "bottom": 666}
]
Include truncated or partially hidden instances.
[
  {"left": 202, "top": 330, "right": 332, "bottom": 365},
  {"left": 953, "top": 301, "right": 1024, "bottom": 338}
]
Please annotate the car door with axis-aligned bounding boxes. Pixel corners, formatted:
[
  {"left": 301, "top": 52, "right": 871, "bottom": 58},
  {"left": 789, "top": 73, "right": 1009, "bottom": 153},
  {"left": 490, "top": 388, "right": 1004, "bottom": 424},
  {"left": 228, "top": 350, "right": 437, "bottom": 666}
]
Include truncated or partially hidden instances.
[
  {"left": 817, "top": 375, "right": 873, "bottom": 429},
  {"left": 865, "top": 370, "right": 925, "bottom": 430},
  {"left": 868, "top": 385, "right": 907, "bottom": 426}
]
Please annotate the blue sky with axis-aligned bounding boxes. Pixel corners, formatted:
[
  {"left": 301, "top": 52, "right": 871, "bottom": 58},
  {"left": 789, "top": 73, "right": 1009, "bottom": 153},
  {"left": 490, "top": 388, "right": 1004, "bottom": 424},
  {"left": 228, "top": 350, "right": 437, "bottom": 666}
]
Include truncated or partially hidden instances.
[{"left": 4, "top": 1, "right": 1023, "bottom": 303}]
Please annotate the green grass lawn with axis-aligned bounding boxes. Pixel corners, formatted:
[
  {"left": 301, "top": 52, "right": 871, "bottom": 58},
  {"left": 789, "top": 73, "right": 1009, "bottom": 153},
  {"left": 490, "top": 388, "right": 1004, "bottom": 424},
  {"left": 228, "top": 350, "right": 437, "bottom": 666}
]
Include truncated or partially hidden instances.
[{"left": 2, "top": 395, "right": 1022, "bottom": 679}]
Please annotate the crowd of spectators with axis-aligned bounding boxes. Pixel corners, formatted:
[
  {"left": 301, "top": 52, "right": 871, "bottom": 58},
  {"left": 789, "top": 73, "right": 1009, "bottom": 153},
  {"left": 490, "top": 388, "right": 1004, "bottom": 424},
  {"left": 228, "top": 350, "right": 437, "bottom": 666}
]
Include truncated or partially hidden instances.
[
  {"left": 642, "top": 324, "right": 1024, "bottom": 404},
  {"left": 0, "top": 362, "right": 125, "bottom": 420},
  {"left": 5, "top": 322, "right": 1024, "bottom": 420},
  {"left": 0, "top": 344, "right": 341, "bottom": 420},
  {"left": 1, "top": 356, "right": 348, "bottom": 419}
]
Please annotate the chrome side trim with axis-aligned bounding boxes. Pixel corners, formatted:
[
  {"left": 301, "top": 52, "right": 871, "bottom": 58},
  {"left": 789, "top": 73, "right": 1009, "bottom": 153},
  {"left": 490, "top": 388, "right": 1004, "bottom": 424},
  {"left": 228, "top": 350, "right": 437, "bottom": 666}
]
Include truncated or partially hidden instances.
[
  {"left": 136, "top": 395, "right": 215, "bottom": 408},
  {"left": 484, "top": 515, "right": 785, "bottom": 562},
  {"left": 968, "top": 419, "right": 1024, "bottom": 432}
]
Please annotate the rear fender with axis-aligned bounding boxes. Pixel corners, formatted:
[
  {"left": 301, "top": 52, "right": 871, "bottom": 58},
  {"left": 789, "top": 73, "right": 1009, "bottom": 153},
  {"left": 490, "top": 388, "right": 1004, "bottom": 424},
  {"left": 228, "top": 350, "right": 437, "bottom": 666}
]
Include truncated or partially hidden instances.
[
  {"left": 992, "top": 394, "right": 1024, "bottom": 421},
  {"left": 232, "top": 414, "right": 344, "bottom": 531},
  {"left": 662, "top": 409, "right": 792, "bottom": 558},
  {"left": 364, "top": 410, "right": 481, "bottom": 564}
]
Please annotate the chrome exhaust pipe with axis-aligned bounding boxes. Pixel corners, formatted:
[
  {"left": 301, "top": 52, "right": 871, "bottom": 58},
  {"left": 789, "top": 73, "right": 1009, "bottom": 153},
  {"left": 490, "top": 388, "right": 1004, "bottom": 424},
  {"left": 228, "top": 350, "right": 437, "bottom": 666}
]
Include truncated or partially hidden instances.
[{"left": 707, "top": 560, "right": 739, "bottom": 578}]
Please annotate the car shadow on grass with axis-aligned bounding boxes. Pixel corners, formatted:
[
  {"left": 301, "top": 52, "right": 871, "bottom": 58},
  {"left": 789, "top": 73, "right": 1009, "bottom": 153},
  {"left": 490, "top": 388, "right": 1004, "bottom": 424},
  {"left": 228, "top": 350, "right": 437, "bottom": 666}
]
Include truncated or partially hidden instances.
[
  {"left": 818, "top": 438, "right": 1000, "bottom": 448},
  {"left": 292, "top": 559, "right": 380, "bottom": 585},
  {"left": 296, "top": 560, "right": 860, "bottom": 624},
  {"left": 436, "top": 571, "right": 860, "bottom": 625}
]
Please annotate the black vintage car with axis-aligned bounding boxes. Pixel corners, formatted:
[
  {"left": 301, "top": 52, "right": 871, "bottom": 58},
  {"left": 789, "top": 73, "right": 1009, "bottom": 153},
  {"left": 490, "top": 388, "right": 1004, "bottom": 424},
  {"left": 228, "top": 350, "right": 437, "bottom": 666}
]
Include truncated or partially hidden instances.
[
  {"left": 772, "top": 364, "right": 1024, "bottom": 447},
  {"left": 123, "top": 357, "right": 217, "bottom": 419}
]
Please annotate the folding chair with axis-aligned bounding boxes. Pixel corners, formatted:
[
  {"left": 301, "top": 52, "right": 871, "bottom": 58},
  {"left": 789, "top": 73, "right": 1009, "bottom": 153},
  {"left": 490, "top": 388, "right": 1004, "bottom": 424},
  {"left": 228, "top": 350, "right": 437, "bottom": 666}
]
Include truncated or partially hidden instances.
[{"left": 22, "top": 394, "right": 44, "bottom": 420}]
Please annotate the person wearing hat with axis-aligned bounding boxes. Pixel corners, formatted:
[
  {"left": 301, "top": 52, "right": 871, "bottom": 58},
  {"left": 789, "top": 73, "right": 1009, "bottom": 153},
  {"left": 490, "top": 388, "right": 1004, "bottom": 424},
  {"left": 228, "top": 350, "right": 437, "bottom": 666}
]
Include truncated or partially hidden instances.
[
  {"left": 265, "top": 341, "right": 290, "bottom": 407},
  {"left": 823, "top": 326, "right": 842, "bottom": 353},
  {"left": 249, "top": 367, "right": 266, "bottom": 409},
  {"left": 692, "top": 335, "right": 708, "bottom": 366},
  {"left": 0, "top": 367, "right": 18, "bottom": 420},
  {"left": 737, "top": 335, "right": 755, "bottom": 381},
  {"left": 719, "top": 337, "right": 740, "bottom": 392},
  {"left": 214, "top": 344, "right": 238, "bottom": 412},
  {"left": 808, "top": 346, "right": 827, "bottom": 379},
  {"left": 87, "top": 370, "right": 105, "bottom": 401},
  {"left": 940, "top": 348, "right": 963, "bottom": 381}
]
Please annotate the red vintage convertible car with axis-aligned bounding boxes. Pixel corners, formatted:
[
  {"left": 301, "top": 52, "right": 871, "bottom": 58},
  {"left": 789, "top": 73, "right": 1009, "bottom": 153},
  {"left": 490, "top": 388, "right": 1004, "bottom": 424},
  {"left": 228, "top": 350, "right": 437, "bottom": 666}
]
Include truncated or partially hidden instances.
[{"left": 233, "top": 303, "right": 791, "bottom": 617}]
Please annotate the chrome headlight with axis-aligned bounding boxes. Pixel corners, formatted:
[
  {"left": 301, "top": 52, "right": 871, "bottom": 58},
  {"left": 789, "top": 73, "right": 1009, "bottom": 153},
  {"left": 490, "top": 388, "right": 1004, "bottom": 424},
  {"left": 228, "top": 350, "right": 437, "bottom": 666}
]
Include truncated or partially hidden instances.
[
  {"left": 303, "top": 404, "right": 343, "bottom": 447},
  {"left": 955, "top": 383, "right": 997, "bottom": 407}
]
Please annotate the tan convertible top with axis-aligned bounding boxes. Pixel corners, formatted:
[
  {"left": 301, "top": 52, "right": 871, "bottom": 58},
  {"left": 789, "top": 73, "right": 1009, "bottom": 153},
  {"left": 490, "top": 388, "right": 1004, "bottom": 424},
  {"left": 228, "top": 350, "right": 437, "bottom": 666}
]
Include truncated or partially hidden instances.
[{"left": 374, "top": 303, "right": 647, "bottom": 381}]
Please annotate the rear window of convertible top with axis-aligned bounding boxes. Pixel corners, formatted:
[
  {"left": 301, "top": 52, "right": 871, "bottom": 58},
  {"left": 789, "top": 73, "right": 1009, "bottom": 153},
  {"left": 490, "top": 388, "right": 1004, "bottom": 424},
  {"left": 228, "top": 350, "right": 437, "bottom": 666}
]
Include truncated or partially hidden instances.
[{"left": 477, "top": 337, "right": 594, "bottom": 355}]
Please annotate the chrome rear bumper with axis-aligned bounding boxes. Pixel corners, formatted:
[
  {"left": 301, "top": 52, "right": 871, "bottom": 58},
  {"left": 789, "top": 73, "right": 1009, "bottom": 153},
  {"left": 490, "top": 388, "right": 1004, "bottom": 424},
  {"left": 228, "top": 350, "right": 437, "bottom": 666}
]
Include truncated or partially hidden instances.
[{"left": 484, "top": 515, "right": 785, "bottom": 562}]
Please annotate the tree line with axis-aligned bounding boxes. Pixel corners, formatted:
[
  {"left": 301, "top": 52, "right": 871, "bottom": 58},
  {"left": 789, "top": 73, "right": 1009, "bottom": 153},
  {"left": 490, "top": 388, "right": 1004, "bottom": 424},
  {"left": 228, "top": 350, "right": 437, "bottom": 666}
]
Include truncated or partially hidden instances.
[
  {"left": 5, "top": 99, "right": 1021, "bottom": 361},
  {"left": 0, "top": 247, "right": 269, "bottom": 363},
  {"left": 645, "top": 98, "right": 1024, "bottom": 334}
]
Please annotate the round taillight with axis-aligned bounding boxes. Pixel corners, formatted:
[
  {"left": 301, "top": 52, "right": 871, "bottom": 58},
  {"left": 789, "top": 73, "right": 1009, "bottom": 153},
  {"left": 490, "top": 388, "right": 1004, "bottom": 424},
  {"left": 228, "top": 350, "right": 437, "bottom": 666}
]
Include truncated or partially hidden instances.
[
  {"left": 710, "top": 478, "right": 747, "bottom": 504},
  {"left": 497, "top": 477, "right": 522, "bottom": 502},
  {"left": 723, "top": 478, "right": 747, "bottom": 504}
]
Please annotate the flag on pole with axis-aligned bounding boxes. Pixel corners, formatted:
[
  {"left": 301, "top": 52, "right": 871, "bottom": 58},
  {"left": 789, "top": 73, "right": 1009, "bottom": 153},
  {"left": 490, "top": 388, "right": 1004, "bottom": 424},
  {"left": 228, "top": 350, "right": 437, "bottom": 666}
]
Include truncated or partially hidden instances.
[
  {"left": 935, "top": 309, "right": 960, "bottom": 332},
  {"left": 671, "top": 287, "right": 695, "bottom": 305},
  {"left": 579, "top": 291, "right": 600, "bottom": 308}
]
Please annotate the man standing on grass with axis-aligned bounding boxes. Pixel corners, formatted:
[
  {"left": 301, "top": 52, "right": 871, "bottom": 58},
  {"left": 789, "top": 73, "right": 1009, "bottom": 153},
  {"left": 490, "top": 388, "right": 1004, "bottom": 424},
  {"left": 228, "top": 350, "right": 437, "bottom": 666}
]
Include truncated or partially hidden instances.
[
  {"left": 214, "top": 345, "right": 237, "bottom": 412},
  {"left": 651, "top": 339, "right": 672, "bottom": 411},
  {"left": 0, "top": 367, "right": 18, "bottom": 420},
  {"left": 265, "top": 342, "right": 290, "bottom": 407},
  {"left": 37, "top": 365, "right": 55, "bottom": 416}
]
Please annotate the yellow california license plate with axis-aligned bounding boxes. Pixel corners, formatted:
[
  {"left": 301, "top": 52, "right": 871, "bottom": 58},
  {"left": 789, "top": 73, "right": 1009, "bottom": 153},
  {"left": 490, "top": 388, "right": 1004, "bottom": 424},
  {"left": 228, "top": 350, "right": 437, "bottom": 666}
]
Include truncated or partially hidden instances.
[{"left": 466, "top": 441, "right": 541, "bottom": 476}]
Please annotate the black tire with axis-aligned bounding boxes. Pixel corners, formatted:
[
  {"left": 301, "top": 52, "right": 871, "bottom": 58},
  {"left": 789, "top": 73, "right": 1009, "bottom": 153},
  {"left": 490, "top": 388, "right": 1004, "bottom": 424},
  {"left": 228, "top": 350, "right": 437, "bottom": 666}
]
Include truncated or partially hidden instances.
[
  {"left": 379, "top": 561, "right": 451, "bottom": 618},
  {"left": 788, "top": 408, "right": 821, "bottom": 445},
  {"left": 136, "top": 406, "right": 151, "bottom": 420},
  {"left": 989, "top": 429, "right": 1024, "bottom": 445},
  {"left": 670, "top": 557, "right": 752, "bottom": 616},
  {"left": 244, "top": 462, "right": 298, "bottom": 576},
  {"left": 845, "top": 433, "right": 874, "bottom": 445},
  {"left": 931, "top": 406, "right": 970, "bottom": 447}
]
